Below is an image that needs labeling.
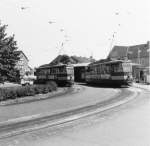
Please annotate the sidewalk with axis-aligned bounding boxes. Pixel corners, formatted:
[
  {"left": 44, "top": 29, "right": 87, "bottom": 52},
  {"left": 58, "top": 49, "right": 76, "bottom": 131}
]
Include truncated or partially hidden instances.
[{"left": 132, "top": 82, "right": 150, "bottom": 91}]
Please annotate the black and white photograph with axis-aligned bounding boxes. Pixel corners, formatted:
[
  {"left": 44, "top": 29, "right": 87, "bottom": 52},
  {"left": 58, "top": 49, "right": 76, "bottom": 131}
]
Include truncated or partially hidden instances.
[{"left": 0, "top": 0, "right": 150, "bottom": 145}]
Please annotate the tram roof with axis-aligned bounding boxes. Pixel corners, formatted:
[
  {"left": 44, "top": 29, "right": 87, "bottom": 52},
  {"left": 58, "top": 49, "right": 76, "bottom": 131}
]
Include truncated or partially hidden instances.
[
  {"left": 38, "top": 63, "right": 73, "bottom": 69},
  {"left": 72, "top": 63, "right": 90, "bottom": 67},
  {"left": 90, "top": 59, "right": 131, "bottom": 66}
]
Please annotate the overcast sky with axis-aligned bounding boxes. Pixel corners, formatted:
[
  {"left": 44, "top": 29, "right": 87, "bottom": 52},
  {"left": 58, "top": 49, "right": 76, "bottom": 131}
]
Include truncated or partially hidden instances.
[{"left": 0, "top": 0, "right": 150, "bottom": 67}]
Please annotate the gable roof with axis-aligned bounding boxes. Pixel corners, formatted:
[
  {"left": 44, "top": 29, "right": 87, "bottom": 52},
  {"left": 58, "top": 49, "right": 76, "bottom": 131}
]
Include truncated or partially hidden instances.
[
  {"left": 16, "top": 50, "right": 29, "bottom": 61},
  {"left": 49, "top": 55, "right": 76, "bottom": 65}
]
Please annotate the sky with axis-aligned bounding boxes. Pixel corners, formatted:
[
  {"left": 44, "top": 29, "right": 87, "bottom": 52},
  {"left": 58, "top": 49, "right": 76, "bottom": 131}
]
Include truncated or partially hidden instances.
[{"left": 0, "top": 0, "right": 150, "bottom": 67}]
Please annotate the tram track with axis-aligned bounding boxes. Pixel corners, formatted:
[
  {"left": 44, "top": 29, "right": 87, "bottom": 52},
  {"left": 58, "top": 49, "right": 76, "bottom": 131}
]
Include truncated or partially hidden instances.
[{"left": 0, "top": 86, "right": 139, "bottom": 139}]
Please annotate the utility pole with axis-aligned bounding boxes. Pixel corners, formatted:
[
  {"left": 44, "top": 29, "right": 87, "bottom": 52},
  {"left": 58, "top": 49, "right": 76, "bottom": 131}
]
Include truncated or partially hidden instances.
[
  {"left": 147, "top": 41, "right": 150, "bottom": 83},
  {"left": 138, "top": 48, "right": 141, "bottom": 65},
  {"left": 126, "top": 46, "right": 133, "bottom": 60},
  {"left": 137, "top": 48, "right": 141, "bottom": 82},
  {"left": 125, "top": 46, "right": 129, "bottom": 60}
]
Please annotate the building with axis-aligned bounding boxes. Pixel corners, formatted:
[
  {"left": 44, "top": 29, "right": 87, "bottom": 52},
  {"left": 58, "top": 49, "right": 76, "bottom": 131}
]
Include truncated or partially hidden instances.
[
  {"left": 15, "top": 51, "right": 32, "bottom": 78},
  {"left": 108, "top": 41, "right": 150, "bottom": 83},
  {"left": 73, "top": 63, "right": 90, "bottom": 82}
]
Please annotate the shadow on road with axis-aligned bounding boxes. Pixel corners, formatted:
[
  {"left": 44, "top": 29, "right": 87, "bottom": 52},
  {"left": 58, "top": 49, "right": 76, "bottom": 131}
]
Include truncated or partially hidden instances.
[{"left": 76, "top": 82, "right": 129, "bottom": 89}]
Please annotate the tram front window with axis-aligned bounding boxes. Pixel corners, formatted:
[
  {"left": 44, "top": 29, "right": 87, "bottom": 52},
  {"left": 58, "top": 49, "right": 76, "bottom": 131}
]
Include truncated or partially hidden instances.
[{"left": 111, "top": 63, "right": 123, "bottom": 73}]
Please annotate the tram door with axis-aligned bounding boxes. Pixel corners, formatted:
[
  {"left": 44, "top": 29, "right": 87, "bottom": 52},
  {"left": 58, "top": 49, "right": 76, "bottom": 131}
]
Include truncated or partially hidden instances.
[{"left": 140, "top": 70, "right": 144, "bottom": 81}]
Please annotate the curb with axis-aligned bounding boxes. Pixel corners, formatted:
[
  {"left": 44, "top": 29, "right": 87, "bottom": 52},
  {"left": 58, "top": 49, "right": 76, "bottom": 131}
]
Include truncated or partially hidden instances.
[
  {"left": 0, "top": 87, "right": 139, "bottom": 139},
  {"left": 132, "top": 83, "right": 150, "bottom": 92}
]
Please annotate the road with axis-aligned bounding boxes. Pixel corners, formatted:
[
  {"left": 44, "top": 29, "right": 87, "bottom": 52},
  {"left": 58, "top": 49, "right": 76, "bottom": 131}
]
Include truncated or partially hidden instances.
[
  {"left": 0, "top": 84, "right": 149, "bottom": 145},
  {"left": 0, "top": 84, "right": 119, "bottom": 122}
]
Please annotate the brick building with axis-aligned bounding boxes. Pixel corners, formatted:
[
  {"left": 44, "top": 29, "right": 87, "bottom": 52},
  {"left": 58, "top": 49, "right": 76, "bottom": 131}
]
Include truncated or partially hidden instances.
[{"left": 108, "top": 41, "right": 150, "bottom": 83}]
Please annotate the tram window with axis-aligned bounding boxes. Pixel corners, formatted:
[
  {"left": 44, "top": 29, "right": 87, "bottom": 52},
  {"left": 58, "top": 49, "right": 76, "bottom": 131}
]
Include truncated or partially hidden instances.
[
  {"left": 87, "top": 67, "right": 92, "bottom": 72},
  {"left": 111, "top": 63, "right": 123, "bottom": 73},
  {"left": 43, "top": 69, "right": 47, "bottom": 74},
  {"left": 59, "top": 67, "right": 66, "bottom": 74},
  {"left": 51, "top": 68, "right": 53, "bottom": 74},
  {"left": 59, "top": 68, "right": 63, "bottom": 73},
  {"left": 97, "top": 65, "right": 101, "bottom": 74},
  {"left": 97, "top": 65, "right": 100, "bottom": 73},
  {"left": 101, "top": 65, "right": 105, "bottom": 74},
  {"left": 45, "top": 69, "right": 48, "bottom": 74},
  {"left": 46, "top": 69, "right": 49, "bottom": 74},
  {"left": 122, "top": 63, "right": 132, "bottom": 72},
  {"left": 90, "top": 67, "right": 94, "bottom": 73},
  {"left": 54, "top": 68, "right": 58, "bottom": 74},
  {"left": 95, "top": 66, "right": 97, "bottom": 73},
  {"left": 68, "top": 68, "right": 71, "bottom": 74},
  {"left": 105, "top": 65, "right": 110, "bottom": 74},
  {"left": 99, "top": 65, "right": 102, "bottom": 74},
  {"left": 55, "top": 68, "right": 59, "bottom": 74},
  {"left": 54, "top": 68, "right": 57, "bottom": 74},
  {"left": 68, "top": 68, "right": 73, "bottom": 74},
  {"left": 66, "top": 68, "right": 70, "bottom": 74},
  {"left": 49, "top": 68, "right": 51, "bottom": 74},
  {"left": 94, "top": 67, "right": 97, "bottom": 73}
]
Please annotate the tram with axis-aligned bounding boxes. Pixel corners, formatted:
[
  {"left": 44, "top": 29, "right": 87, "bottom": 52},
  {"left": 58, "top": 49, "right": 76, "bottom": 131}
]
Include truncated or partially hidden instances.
[
  {"left": 35, "top": 64, "right": 74, "bottom": 86},
  {"left": 85, "top": 59, "right": 133, "bottom": 86}
]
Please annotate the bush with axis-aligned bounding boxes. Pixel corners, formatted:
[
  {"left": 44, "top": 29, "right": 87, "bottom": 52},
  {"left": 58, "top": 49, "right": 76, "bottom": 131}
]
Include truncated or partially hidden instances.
[
  {"left": 0, "top": 89, "right": 6, "bottom": 101},
  {"left": 16, "top": 87, "right": 26, "bottom": 97},
  {"left": 0, "top": 83, "right": 57, "bottom": 101},
  {"left": 46, "top": 81, "right": 57, "bottom": 91}
]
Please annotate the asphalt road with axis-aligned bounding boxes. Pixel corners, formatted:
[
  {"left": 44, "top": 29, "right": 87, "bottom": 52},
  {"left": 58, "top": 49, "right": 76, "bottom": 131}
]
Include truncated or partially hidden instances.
[{"left": 0, "top": 84, "right": 145, "bottom": 145}]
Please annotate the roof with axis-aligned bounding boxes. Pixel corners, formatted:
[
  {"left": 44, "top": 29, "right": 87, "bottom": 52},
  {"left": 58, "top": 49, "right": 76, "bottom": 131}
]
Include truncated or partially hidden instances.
[
  {"left": 70, "top": 56, "right": 95, "bottom": 63},
  {"left": 16, "top": 50, "right": 29, "bottom": 61},
  {"left": 128, "top": 44, "right": 149, "bottom": 58},
  {"left": 38, "top": 63, "right": 73, "bottom": 69},
  {"left": 72, "top": 63, "right": 90, "bottom": 67},
  {"left": 108, "top": 43, "right": 149, "bottom": 59},
  {"left": 90, "top": 59, "right": 131, "bottom": 66},
  {"left": 108, "top": 46, "right": 128, "bottom": 59},
  {"left": 49, "top": 55, "right": 94, "bottom": 65}
]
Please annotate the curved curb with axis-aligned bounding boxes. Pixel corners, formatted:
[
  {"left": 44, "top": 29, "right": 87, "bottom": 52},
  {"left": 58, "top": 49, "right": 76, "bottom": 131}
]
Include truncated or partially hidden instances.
[
  {"left": 132, "top": 83, "right": 150, "bottom": 92},
  {"left": 0, "top": 87, "right": 139, "bottom": 139}
]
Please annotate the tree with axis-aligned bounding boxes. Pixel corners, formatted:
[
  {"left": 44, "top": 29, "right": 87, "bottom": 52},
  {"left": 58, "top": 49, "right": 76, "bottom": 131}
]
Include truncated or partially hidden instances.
[{"left": 0, "top": 22, "right": 20, "bottom": 83}]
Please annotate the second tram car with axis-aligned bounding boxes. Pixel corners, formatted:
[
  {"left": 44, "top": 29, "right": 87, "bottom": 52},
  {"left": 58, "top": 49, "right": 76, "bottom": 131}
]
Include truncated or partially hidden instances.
[
  {"left": 85, "top": 59, "right": 133, "bottom": 86},
  {"left": 35, "top": 64, "right": 74, "bottom": 86}
]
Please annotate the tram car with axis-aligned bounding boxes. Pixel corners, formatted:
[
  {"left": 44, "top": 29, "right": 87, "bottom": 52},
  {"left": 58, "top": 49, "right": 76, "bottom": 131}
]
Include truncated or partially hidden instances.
[
  {"left": 85, "top": 59, "right": 133, "bottom": 86},
  {"left": 35, "top": 64, "right": 74, "bottom": 86}
]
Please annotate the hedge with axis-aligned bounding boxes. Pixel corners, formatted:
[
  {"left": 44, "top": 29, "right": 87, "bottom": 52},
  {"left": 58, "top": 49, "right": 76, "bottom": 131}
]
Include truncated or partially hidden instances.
[{"left": 0, "top": 82, "right": 57, "bottom": 101}]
